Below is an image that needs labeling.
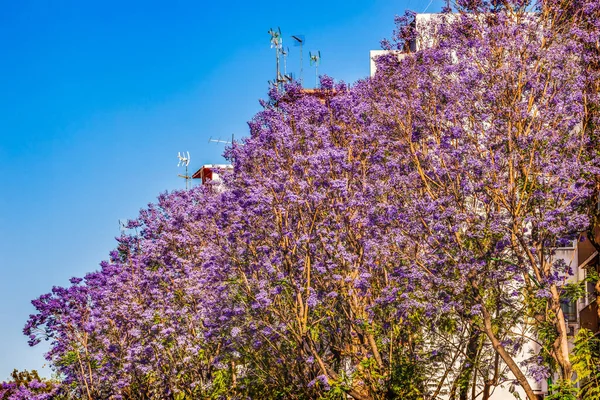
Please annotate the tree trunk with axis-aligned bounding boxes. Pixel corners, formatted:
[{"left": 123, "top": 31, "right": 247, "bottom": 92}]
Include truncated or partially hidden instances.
[
  {"left": 550, "top": 285, "right": 573, "bottom": 380},
  {"left": 459, "top": 327, "right": 481, "bottom": 400},
  {"left": 480, "top": 305, "right": 538, "bottom": 400}
]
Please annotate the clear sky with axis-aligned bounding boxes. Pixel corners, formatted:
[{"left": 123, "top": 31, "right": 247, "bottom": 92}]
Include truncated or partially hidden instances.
[{"left": 0, "top": 0, "right": 444, "bottom": 380}]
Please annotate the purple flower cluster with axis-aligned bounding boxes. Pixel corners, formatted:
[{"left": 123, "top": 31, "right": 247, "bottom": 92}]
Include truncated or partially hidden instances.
[{"left": 0, "top": 372, "right": 59, "bottom": 400}]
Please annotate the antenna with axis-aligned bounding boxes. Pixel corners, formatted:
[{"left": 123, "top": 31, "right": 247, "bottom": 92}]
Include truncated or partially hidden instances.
[
  {"left": 208, "top": 136, "right": 232, "bottom": 145},
  {"left": 291, "top": 35, "right": 305, "bottom": 86},
  {"left": 208, "top": 135, "right": 236, "bottom": 163},
  {"left": 309, "top": 50, "right": 321, "bottom": 88},
  {"left": 274, "top": 46, "right": 293, "bottom": 87},
  {"left": 282, "top": 46, "right": 289, "bottom": 76},
  {"left": 177, "top": 151, "right": 191, "bottom": 190},
  {"left": 118, "top": 219, "right": 127, "bottom": 235},
  {"left": 423, "top": 0, "right": 434, "bottom": 12},
  {"left": 268, "top": 27, "right": 283, "bottom": 91}
]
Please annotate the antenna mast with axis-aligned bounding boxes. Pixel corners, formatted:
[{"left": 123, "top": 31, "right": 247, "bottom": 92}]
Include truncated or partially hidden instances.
[
  {"left": 291, "top": 35, "right": 305, "bottom": 86},
  {"left": 309, "top": 50, "right": 321, "bottom": 88},
  {"left": 282, "top": 46, "right": 289, "bottom": 76},
  {"left": 268, "top": 27, "right": 283, "bottom": 90},
  {"left": 279, "top": 47, "right": 293, "bottom": 87},
  {"left": 177, "top": 151, "right": 191, "bottom": 190}
]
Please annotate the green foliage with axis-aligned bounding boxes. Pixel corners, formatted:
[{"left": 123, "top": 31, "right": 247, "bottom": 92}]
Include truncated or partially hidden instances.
[
  {"left": 563, "top": 282, "right": 587, "bottom": 302},
  {"left": 6, "top": 369, "right": 43, "bottom": 387},
  {"left": 536, "top": 319, "right": 559, "bottom": 372},
  {"left": 545, "top": 380, "right": 579, "bottom": 400},
  {"left": 317, "top": 375, "right": 347, "bottom": 400},
  {"left": 585, "top": 267, "right": 600, "bottom": 287},
  {"left": 572, "top": 328, "right": 600, "bottom": 400},
  {"left": 174, "top": 392, "right": 187, "bottom": 400},
  {"left": 386, "top": 352, "right": 425, "bottom": 400},
  {"left": 56, "top": 350, "right": 78, "bottom": 367},
  {"left": 526, "top": 291, "right": 560, "bottom": 373},
  {"left": 209, "top": 368, "right": 233, "bottom": 399}
]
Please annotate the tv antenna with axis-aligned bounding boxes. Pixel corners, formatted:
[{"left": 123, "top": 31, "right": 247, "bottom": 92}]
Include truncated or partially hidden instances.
[
  {"left": 282, "top": 46, "right": 289, "bottom": 76},
  {"left": 208, "top": 135, "right": 233, "bottom": 145},
  {"left": 269, "top": 48, "right": 293, "bottom": 89},
  {"left": 269, "top": 27, "right": 284, "bottom": 90},
  {"left": 291, "top": 35, "right": 305, "bottom": 86},
  {"left": 309, "top": 50, "right": 321, "bottom": 88},
  {"left": 177, "top": 151, "right": 191, "bottom": 189},
  {"left": 118, "top": 219, "right": 127, "bottom": 235}
]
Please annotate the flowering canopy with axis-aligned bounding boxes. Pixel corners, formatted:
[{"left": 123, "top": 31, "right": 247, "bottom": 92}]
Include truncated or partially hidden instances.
[{"left": 24, "top": 1, "right": 599, "bottom": 399}]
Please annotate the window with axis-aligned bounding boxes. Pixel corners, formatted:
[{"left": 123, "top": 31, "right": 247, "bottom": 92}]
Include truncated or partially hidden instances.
[{"left": 560, "top": 299, "right": 577, "bottom": 323}]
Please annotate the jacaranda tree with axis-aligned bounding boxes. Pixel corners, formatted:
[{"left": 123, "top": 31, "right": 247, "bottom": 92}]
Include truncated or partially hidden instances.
[
  {"left": 24, "top": 0, "right": 599, "bottom": 399},
  {"left": 371, "top": 1, "right": 600, "bottom": 398}
]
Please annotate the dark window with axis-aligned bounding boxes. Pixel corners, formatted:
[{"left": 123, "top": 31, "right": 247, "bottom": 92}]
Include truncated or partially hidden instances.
[{"left": 560, "top": 299, "right": 577, "bottom": 322}]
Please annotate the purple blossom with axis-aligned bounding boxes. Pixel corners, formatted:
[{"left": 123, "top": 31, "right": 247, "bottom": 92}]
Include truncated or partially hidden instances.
[{"left": 21, "top": 1, "right": 600, "bottom": 397}]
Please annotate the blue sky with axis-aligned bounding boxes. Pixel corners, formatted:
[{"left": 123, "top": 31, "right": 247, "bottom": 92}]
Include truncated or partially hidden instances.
[{"left": 0, "top": 0, "right": 444, "bottom": 380}]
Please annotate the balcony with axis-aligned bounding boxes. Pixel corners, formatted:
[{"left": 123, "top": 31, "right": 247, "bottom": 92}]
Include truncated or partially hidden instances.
[{"left": 580, "top": 301, "right": 599, "bottom": 333}]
